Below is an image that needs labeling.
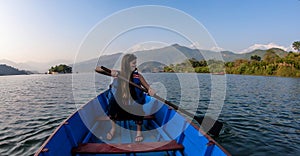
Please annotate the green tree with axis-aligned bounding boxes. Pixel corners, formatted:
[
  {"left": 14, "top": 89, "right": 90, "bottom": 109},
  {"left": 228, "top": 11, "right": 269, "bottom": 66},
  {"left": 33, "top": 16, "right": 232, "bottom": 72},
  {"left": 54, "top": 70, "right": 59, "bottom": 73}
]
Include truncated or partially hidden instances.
[
  {"left": 292, "top": 41, "right": 300, "bottom": 52},
  {"left": 163, "top": 66, "right": 174, "bottom": 72},
  {"left": 207, "top": 60, "right": 225, "bottom": 73},
  {"left": 250, "top": 55, "right": 261, "bottom": 61},
  {"left": 49, "top": 64, "right": 72, "bottom": 73},
  {"left": 188, "top": 58, "right": 200, "bottom": 68},
  {"left": 225, "top": 62, "right": 234, "bottom": 68},
  {"left": 195, "top": 66, "right": 209, "bottom": 73}
]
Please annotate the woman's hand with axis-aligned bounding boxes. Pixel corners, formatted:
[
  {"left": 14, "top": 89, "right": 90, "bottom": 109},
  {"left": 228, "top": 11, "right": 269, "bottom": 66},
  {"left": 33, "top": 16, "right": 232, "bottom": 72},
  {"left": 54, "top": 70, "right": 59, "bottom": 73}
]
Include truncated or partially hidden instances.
[
  {"left": 148, "top": 87, "right": 156, "bottom": 96},
  {"left": 111, "top": 70, "right": 118, "bottom": 77},
  {"left": 95, "top": 66, "right": 104, "bottom": 73}
]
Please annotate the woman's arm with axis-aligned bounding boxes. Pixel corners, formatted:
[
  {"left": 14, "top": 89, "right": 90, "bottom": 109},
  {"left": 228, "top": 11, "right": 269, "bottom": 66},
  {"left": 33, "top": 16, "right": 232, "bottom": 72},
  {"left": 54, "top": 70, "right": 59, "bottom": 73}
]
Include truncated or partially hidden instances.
[
  {"left": 139, "top": 74, "right": 155, "bottom": 96},
  {"left": 139, "top": 74, "right": 149, "bottom": 89}
]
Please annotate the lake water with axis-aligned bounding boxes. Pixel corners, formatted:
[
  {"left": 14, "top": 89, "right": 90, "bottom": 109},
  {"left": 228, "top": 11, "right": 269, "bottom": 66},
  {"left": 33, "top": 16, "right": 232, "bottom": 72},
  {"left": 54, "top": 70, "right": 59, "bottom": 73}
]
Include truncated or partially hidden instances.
[{"left": 0, "top": 73, "right": 299, "bottom": 156}]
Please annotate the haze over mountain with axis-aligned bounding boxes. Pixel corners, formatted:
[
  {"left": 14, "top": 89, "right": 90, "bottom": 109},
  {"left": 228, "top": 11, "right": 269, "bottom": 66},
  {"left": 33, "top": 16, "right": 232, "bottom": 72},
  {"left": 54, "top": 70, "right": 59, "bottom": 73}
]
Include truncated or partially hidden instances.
[
  {"left": 0, "top": 59, "right": 73, "bottom": 73},
  {"left": 1, "top": 44, "right": 289, "bottom": 74},
  {"left": 72, "top": 53, "right": 123, "bottom": 73}
]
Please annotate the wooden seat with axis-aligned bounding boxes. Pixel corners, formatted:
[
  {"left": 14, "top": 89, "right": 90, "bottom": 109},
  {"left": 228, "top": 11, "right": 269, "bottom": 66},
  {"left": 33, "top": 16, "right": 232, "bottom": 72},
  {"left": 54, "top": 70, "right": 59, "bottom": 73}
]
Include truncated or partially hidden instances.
[{"left": 72, "top": 140, "right": 184, "bottom": 154}]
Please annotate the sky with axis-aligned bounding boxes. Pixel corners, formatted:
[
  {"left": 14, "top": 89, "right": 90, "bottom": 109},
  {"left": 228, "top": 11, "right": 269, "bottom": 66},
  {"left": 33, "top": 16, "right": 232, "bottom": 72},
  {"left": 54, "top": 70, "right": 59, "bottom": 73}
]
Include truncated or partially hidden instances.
[{"left": 0, "top": 0, "right": 299, "bottom": 63}]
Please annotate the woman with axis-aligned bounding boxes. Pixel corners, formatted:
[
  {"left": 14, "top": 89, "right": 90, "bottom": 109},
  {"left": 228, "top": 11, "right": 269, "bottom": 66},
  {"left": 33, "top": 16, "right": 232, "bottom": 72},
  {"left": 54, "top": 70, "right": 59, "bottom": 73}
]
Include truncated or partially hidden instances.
[{"left": 96, "top": 54, "right": 155, "bottom": 142}]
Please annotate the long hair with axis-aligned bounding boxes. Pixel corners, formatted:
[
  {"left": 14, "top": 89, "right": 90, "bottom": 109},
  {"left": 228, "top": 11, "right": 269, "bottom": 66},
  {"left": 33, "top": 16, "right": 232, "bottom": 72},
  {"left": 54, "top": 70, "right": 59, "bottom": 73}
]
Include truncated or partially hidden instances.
[{"left": 116, "top": 54, "right": 137, "bottom": 105}]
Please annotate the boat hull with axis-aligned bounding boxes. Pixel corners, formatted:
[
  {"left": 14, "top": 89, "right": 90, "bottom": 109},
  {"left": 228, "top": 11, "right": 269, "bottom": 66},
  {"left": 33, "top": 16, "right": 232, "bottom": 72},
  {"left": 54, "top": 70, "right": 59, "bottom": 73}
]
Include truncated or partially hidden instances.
[{"left": 35, "top": 89, "right": 230, "bottom": 156}]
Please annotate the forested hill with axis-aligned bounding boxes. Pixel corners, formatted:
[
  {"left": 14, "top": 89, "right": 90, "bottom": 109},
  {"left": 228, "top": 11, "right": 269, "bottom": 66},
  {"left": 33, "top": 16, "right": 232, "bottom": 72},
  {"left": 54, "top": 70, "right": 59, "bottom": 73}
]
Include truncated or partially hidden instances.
[
  {"left": 0, "top": 64, "right": 32, "bottom": 76},
  {"left": 163, "top": 49, "right": 300, "bottom": 77}
]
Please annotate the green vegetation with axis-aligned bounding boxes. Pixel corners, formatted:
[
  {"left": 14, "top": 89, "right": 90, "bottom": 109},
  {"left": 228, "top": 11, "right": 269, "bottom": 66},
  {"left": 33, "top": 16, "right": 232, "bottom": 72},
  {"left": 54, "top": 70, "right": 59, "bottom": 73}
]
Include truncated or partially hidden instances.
[
  {"left": 164, "top": 59, "right": 225, "bottom": 74},
  {"left": 292, "top": 41, "right": 300, "bottom": 52},
  {"left": 250, "top": 55, "right": 261, "bottom": 61},
  {"left": 164, "top": 49, "right": 300, "bottom": 77},
  {"left": 48, "top": 64, "right": 72, "bottom": 74},
  {"left": 226, "top": 49, "right": 300, "bottom": 77},
  {"left": 163, "top": 60, "right": 194, "bottom": 73}
]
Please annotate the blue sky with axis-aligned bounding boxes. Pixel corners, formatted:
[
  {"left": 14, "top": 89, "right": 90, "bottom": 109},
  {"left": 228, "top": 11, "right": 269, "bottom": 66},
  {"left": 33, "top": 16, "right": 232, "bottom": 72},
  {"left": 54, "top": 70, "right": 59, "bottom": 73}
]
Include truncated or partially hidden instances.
[{"left": 0, "top": 0, "right": 299, "bottom": 63}]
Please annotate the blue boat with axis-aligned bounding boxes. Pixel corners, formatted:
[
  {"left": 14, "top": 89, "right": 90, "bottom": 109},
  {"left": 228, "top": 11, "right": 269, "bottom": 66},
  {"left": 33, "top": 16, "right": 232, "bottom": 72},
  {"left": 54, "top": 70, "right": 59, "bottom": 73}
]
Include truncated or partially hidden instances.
[{"left": 35, "top": 89, "right": 230, "bottom": 156}]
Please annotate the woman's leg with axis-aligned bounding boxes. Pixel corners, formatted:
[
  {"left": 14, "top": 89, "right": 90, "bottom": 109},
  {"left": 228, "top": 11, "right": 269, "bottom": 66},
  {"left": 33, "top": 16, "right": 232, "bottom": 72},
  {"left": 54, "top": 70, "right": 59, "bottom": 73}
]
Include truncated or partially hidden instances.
[
  {"left": 107, "top": 120, "right": 116, "bottom": 140},
  {"left": 135, "top": 122, "right": 143, "bottom": 142}
]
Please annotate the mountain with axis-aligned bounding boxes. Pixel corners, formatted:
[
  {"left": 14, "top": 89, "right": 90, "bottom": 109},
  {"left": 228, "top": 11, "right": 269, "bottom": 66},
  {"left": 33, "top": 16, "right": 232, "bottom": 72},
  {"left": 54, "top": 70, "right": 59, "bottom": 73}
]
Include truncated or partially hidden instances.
[
  {"left": 72, "top": 53, "right": 123, "bottom": 73},
  {"left": 0, "top": 64, "right": 33, "bottom": 76},
  {"left": 133, "top": 44, "right": 217, "bottom": 64},
  {"left": 0, "top": 59, "right": 30, "bottom": 69},
  {"left": 241, "top": 48, "right": 287, "bottom": 59},
  {"left": 221, "top": 48, "right": 287, "bottom": 62},
  {"left": 71, "top": 44, "right": 289, "bottom": 73},
  {"left": 0, "top": 59, "right": 72, "bottom": 73},
  {"left": 71, "top": 44, "right": 209, "bottom": 73},
  {"left": 3, "top": 44, "right": 287, "bottom": 74}
]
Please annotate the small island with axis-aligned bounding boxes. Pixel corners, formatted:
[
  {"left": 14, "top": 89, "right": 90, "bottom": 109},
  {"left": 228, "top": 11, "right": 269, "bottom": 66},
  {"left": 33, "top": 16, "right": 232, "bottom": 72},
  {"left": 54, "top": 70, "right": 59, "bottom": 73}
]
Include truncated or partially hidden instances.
[{"left": 48, "top": 64, "right": 72, "bottom": 74}]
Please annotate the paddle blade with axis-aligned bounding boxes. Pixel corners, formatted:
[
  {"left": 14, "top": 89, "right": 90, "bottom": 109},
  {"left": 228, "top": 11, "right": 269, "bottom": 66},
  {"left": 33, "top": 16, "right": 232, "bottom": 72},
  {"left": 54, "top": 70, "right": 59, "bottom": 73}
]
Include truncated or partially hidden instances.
[
  {"left": 100, "top": 66, "right": 111, "bottom": 73},
  {"left": 193, "top": 116, "right": 223, "bottom": 136}
]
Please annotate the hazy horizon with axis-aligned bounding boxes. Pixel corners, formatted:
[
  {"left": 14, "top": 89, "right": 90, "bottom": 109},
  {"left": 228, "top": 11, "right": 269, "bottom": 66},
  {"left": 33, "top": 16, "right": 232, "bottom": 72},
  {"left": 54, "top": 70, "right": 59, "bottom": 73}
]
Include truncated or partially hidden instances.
[{"left": 0, "top": 43, "right": 293, "bottom": 65}]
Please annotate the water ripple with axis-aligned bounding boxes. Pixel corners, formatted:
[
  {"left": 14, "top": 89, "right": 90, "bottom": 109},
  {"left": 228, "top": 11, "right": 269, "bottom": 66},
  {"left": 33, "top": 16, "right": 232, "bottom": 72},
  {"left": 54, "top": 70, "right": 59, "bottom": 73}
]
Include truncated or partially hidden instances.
[{"left": 0, "top": 74, "right": 300, "bottom": 155}]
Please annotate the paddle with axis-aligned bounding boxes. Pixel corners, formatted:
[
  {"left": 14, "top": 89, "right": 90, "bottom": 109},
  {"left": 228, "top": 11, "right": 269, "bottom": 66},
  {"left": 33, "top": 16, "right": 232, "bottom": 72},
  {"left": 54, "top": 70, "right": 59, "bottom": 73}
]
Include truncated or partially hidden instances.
[{"left": 95, "top": 66, "right": 223, "bottom": 136}]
